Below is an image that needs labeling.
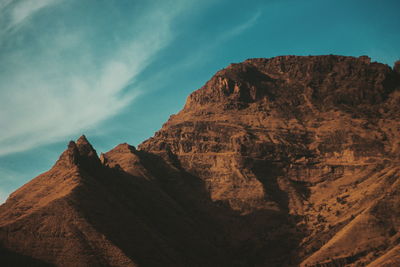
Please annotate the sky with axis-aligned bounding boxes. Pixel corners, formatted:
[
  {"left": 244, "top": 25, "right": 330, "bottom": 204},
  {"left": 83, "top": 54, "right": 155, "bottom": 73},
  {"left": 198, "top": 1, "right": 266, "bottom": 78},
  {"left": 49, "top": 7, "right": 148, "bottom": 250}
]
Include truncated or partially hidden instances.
[{"left": 0, "top": 0, "right": 399, "bottom": 203}]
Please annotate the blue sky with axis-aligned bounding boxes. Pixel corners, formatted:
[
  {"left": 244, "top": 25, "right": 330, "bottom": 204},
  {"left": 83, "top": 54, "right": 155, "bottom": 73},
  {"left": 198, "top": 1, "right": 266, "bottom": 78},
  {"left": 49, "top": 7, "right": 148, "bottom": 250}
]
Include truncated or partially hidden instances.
[{"left": 0, "top": 0, "right": 399, "bottom": 203}]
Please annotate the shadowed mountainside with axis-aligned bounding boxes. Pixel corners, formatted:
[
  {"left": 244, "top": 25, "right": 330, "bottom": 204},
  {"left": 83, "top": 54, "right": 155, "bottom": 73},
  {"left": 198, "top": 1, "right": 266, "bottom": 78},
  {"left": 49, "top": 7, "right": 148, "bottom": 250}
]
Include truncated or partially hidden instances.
[{"left": 1, "top": 55, "right": 400, "bottom": 266}]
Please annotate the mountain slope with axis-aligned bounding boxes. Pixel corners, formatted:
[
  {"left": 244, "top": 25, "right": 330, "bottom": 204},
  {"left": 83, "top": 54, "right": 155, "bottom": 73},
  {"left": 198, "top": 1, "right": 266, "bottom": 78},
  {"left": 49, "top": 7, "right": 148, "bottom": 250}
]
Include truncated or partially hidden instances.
[
  {"left": 0, "top": 137, "right": 227, "bottom": 266},
  {"left": 1, "top": 55, "right": 400, "bottom": 266}
]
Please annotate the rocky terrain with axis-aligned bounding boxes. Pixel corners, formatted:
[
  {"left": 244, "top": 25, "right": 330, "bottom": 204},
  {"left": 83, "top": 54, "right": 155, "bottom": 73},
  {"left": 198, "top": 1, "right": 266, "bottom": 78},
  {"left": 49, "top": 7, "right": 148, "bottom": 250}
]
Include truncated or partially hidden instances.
[{"left": 1, "top": 55, "right": 400, "bottom": 266}]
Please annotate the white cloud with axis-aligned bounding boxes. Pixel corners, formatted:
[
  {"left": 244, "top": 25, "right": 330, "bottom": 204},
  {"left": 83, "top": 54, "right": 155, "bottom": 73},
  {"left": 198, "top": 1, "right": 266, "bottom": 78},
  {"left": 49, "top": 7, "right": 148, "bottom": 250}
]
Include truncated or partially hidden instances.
[
  {"left": 0, "top": 0, "right": 61, "bottom": 33},
  {"left": 220, "top": 11, "right": 261, "bottom": 41},
  {"left": 0, "top": 1, "right": 187, "bottom": 156},
  {"left": 11, "top": 0, "right": 61, "bottom": 27},
  {"left": 0, "top": 0, "right": 13, "bottom": 10},
  {"left": 161, "top": 10, "right": 262, "bottom": 75}
]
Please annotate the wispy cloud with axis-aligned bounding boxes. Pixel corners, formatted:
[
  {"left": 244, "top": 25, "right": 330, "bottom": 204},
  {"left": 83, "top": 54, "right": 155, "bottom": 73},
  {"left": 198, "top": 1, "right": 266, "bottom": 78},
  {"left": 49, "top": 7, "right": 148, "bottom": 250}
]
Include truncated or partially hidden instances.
[
  {"left": 0, "top": 0, "right": 13, "bottom": 10},
  {"left": 0, "top": 0, "right": 62, "bottom": 37},
  {"left": 0, "top": 1, "right": 188, "bottom": 155},
  {"left": 220, "top": 11, "right": 261, "bottom": 41},
  {"left": 10, "top": 0, "right": 61, "bottom": 27},
  {"left": 165, "top": 10, "right": 262, "bottom": 75}
]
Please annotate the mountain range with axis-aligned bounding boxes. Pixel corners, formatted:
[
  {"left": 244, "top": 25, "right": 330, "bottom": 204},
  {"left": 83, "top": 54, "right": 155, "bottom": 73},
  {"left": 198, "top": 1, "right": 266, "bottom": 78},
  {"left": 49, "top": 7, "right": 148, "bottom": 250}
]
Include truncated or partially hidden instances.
[{"left": 1, "top": 55, "right": 400, "bottom": 266}]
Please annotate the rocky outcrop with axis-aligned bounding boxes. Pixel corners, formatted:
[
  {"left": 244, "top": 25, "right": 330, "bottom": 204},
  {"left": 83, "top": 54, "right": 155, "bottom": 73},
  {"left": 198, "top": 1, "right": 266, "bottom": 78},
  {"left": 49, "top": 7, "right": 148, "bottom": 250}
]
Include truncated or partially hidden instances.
[
  {"left": 1, "top": 55, "right": 399, "bottom": 266},
  {"left": 139, "top": 55, "right": 400, "bottom": 266}
]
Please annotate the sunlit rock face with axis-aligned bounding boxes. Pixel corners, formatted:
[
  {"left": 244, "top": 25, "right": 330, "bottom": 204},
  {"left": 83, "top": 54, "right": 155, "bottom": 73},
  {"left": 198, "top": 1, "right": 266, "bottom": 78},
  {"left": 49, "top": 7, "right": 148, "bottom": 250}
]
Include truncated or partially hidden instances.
[
  {"left": 1, "top": 55, "right": 400, "bottom": 267},
  {"left": 141, "top": 55, "right": 400, "bottom": 210},
  {"left": 140, "top": 55, "right": 400, "bottom": 265}
]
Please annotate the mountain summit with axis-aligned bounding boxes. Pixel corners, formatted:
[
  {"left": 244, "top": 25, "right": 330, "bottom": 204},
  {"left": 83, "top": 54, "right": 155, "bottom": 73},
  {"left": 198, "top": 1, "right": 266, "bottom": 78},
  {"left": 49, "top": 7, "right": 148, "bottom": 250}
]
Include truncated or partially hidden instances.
[{"left": 1, "top": 55, "right": 400, "bottom": 266}]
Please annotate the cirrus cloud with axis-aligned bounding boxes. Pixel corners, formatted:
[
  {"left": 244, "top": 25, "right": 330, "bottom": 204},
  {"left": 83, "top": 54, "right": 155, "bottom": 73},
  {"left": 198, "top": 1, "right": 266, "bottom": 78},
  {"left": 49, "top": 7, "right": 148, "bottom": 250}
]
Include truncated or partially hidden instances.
[
  {"left": 10, "top": 0, "right": 62, "bottom": 27},
  {"left": 0, "top": 0, "right": 190, "bottom": 156}
]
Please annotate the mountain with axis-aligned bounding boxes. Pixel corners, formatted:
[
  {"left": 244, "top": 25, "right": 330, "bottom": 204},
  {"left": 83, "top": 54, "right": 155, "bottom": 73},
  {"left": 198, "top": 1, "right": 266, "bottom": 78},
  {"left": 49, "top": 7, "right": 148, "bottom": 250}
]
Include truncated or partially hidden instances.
[{"left": 1, "top": 55, "right": 400, "bottom": 266}]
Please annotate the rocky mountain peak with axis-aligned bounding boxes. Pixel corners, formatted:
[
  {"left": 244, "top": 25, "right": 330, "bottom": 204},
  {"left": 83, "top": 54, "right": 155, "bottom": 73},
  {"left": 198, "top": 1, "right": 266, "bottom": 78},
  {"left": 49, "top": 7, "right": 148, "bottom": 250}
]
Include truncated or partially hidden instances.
[
  {"left": 111, "top": 143, "right": 137, "bottom": 153},
  {"left": 55, "top": 135, "right": 101, "bottom": 171},
  {"left": 76, "top": 134, "right": 89, "bottom": 143},
  {"left": 183, "top": 55, "right": 397, "bottom": 116},
  {"left": 101, "top": 143, "right": 149, "bottom": 177},
  {"left": 76, "top": 135, "right": 98, "bottom": 158},
  {"left": 55, "top": 140, "right": 80, "bottom": 167}
]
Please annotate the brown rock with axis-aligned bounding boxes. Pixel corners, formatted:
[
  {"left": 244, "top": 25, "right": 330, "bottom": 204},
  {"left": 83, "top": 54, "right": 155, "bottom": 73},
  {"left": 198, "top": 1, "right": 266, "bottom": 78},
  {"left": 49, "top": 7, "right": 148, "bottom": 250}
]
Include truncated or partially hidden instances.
[{"left": 394, "top": 60, "right": 400, "bottom": 74}]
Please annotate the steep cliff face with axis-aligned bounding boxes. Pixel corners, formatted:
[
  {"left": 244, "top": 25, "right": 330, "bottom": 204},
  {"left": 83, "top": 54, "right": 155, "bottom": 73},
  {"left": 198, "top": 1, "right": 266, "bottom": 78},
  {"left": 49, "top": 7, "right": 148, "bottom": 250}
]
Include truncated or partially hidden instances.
[
  {"left": 140, "top": 55, "right": 400, "bottom": 210},
  {"left": 139, "top": 55, "right": 400, "bottom": 266},
  {"left": 1, "top": 55, "right": 399, "bottom": 267}
]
